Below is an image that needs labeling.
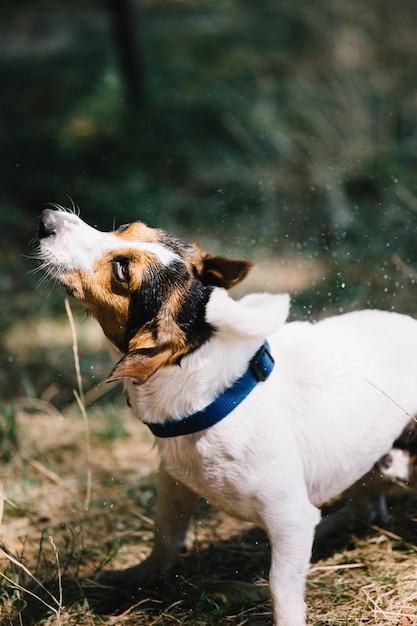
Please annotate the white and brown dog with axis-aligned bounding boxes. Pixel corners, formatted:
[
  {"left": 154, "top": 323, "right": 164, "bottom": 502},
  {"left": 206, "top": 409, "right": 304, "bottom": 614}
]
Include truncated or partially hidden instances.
[{"left": 36, "top": 207, "right": 417, "bottom": 626}]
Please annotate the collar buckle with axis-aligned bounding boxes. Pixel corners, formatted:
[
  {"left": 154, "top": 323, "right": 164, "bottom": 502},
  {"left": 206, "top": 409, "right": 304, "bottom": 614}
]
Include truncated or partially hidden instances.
[{"left": 249, "top": 342, "right": 275, "bottom": 382}]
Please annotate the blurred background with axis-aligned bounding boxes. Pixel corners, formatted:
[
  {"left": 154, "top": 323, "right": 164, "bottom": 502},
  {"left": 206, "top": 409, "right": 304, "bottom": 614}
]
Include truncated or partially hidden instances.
[{"left": 1, "top": 0, "right": 417, "bottom": 405}]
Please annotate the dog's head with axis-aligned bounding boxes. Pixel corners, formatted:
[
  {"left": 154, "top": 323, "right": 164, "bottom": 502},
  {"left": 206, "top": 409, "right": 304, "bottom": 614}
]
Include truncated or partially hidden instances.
[{"left": 36, "top": 208, "right": 252, "bottom": 384}]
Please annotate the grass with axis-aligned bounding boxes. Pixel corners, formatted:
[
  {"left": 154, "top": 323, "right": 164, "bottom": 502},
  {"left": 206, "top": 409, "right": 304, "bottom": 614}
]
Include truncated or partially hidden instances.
[{"left": 0, "top": 403, "right": 19, "bottom": 463}]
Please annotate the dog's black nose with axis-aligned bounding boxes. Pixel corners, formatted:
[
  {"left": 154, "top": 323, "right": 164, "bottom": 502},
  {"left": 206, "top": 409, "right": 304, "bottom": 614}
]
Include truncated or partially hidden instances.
[{"left": 38, "top": 208, "right": 59, "bottom": 239}]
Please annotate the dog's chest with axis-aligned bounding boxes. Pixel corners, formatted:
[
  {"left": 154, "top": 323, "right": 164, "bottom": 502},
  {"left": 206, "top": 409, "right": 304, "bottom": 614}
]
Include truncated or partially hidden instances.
[{"left": 158, "top": 435, "right": 266, "bottom": 525}]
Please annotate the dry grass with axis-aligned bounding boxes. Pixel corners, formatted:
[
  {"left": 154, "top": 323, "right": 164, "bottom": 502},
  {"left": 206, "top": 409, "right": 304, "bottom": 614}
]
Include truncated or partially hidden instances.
[{"left": 1, "top": 396, "right": 417, "bottom": 626}]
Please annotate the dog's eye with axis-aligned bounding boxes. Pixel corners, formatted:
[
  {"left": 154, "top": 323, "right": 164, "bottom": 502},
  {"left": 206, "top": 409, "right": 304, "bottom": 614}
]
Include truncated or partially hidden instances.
[{"left": 112, "top": 258, "right": 130, "bottom": 283}]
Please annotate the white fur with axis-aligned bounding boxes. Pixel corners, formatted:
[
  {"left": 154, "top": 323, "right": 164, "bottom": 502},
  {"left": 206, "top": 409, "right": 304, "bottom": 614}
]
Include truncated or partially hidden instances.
[
  {"left": 123, "top": 289, "right": 417, "bottom": 626},
  {"left": 39, "top": 210, "right": 180, "bottom": 274},
  {"left": 378, "top": 448, "right": 411, "bottom": 481}
]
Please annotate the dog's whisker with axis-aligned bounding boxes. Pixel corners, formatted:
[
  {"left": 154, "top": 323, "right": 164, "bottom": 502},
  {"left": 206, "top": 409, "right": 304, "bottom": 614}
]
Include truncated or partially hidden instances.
[
  {"left": 29, "top": 265, "right": 46, "bottom": 274},
  {"left": 44, "top": 202, "right": 64, "bottom": 212},
  {"left": 44, "top": 201, "right": 78, "bottom": 216},
  {"left": 31, "top": 258, "right": 66, "bottom": 287},
  {"left": 66, "top": 196, "right": 80, "bottom": 216},
  {"left": 34, "top": 273, "right": 51, "bottom": 290}
]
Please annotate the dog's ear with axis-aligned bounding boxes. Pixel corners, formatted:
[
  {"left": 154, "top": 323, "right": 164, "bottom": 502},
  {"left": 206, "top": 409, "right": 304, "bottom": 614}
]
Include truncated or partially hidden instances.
[
  {"left": 106, "top": 346, "right": 174, "bottom": 385},
  {"left": 200, "top": 254, "right": 252, "bottom": 289},
  {"left": 107, "top": 293, "right": 190, "bottom": 384},
  {"left": 107, "top": 319, "right": 187, "bottom": 384}
]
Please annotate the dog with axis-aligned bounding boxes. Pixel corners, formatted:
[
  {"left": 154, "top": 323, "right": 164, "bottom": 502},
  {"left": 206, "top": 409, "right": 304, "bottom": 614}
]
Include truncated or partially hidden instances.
[
  {"left": 315, "top": 420, "right": 417, "bottom": 547},
  {"left": 36, "top": 207, "right": 417, "bottom": 626}
]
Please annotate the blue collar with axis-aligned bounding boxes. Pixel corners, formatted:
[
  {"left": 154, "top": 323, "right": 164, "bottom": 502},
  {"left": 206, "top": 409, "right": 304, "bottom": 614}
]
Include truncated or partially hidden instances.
[{"left": 144, "top": 341, "right": 274, "bottom": 438}]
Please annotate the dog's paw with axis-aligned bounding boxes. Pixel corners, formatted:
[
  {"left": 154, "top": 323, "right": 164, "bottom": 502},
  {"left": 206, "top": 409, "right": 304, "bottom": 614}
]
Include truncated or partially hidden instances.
[
  {"left": 89, "top": 559, "right": 169, "bottom": 613},
  {"left": 94, "top": 558, "right": 161, "bottom": 590},
  {"left": 82, "top": 576, "right": 141, "bottom": 613}
]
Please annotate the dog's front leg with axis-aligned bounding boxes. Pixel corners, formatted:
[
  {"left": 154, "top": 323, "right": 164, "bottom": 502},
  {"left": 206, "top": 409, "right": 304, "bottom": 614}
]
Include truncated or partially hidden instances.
[
  {"left": 96, "top": 463, "right": 197, "bottom": 588},
  {"left": 148, "top": 462, "right": 199, "bottom": 574},
  {"left": 267, "top": 497, "right": 320, "bottom": 626}
]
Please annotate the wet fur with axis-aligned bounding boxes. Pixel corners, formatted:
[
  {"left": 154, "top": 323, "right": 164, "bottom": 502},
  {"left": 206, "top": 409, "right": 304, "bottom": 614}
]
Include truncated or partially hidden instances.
[{"left": 37, "top": 208, "right": 417, "bottom": 626}]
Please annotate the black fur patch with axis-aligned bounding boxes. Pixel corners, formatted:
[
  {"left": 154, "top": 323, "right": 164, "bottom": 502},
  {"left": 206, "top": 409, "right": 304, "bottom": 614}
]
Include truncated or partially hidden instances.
[
  {"left": 176, "top": 281, "right": 214, "bottom": 348},
  {"left": 125, "top": 260, "right": 214, "bottom": 352},
  {"left": 393, "top": 419, "right": 417, "bottom": 456}
]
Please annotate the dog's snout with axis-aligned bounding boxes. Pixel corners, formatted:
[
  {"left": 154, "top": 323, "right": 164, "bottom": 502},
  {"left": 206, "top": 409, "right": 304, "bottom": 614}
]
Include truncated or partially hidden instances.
[{"left": 38, "top": 208, "right": 60, "bottom": 239}]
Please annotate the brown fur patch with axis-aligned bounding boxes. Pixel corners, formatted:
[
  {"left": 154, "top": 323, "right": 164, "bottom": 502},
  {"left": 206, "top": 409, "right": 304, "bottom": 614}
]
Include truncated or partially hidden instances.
[
  {"left": 107, "top": 347, "right": 174, "bottom": 384},
  {"left": 113, "top": 222, "right": 165, "bottom": 243}
]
